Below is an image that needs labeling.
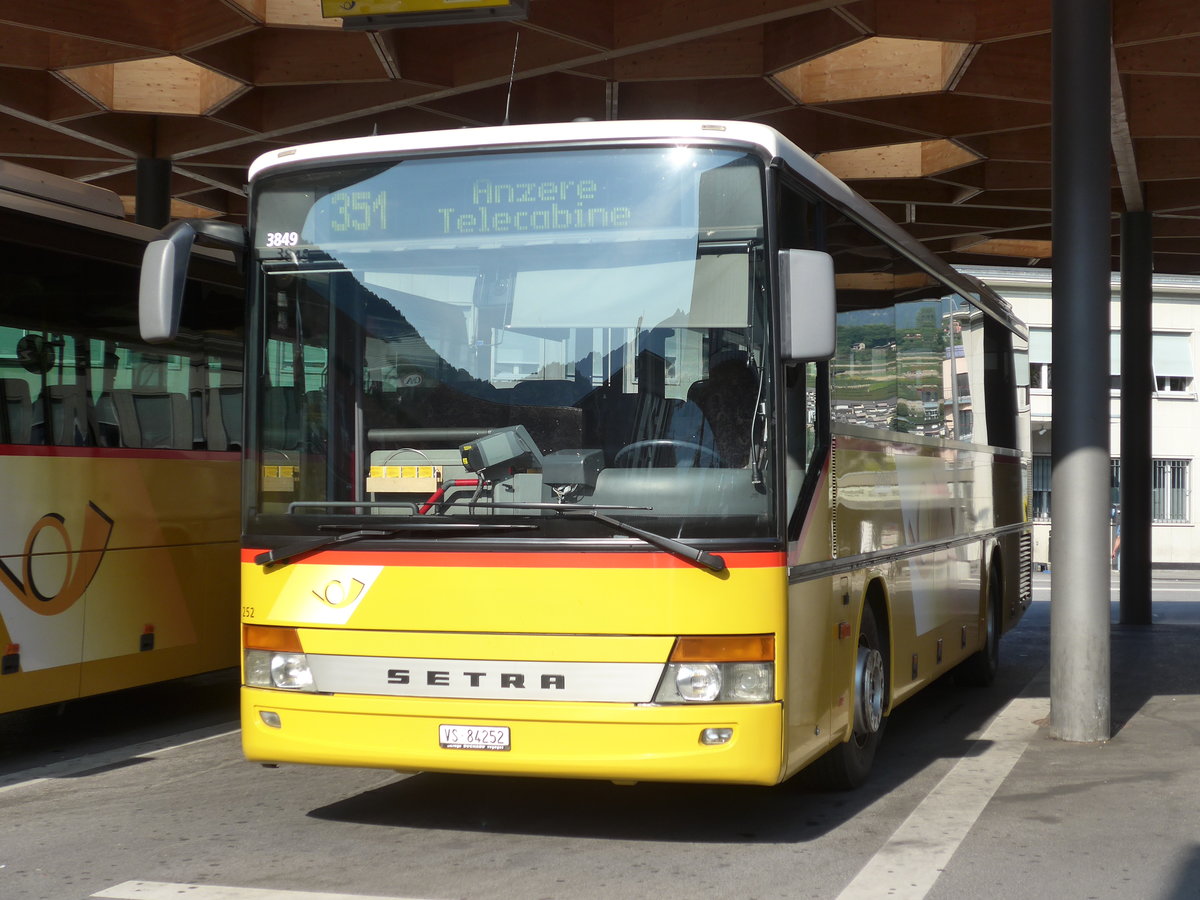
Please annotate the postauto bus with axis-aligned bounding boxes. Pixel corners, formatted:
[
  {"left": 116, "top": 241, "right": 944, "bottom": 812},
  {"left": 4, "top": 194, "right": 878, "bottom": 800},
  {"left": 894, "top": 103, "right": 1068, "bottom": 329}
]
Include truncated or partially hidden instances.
[{"left": 140, "top": 120, "right": 1031, "bottom": 788}]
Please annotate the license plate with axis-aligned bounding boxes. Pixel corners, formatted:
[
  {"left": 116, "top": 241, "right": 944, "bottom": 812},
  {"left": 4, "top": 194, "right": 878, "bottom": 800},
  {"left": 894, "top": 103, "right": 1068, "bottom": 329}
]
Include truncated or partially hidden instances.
[{"left": 439, "top": 724, "right": 510, "bottom": 751}]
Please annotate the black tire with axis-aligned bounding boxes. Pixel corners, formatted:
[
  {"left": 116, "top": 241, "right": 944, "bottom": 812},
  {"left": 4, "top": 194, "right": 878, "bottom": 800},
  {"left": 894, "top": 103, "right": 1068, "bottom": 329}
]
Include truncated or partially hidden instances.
[
  {"left": 956, "top": 563, "right": 1001, "bottom": 687},
  {"left": 810, "top": 603, "right": 888, "bottom": 790}
]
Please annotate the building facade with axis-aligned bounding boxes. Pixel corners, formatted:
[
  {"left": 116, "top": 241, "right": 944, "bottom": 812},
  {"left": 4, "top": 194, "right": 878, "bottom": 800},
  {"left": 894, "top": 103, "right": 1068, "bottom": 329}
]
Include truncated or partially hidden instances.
[{"left": 961, "top": 266, "right": 1198, "bottom": 570}]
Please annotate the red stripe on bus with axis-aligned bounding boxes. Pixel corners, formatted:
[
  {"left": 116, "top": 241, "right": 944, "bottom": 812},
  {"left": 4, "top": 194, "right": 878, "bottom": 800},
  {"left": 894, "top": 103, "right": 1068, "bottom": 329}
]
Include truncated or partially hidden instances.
[
  {"left": 242, "top": 548, "right": 786, "bottom": 569},
  {"left": 0, "top": 445, "right": 236, "bottom": 462}
]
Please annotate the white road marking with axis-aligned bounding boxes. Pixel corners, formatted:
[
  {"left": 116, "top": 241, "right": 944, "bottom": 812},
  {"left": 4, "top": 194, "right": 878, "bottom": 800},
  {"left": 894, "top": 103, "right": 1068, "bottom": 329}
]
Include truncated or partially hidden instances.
[
  {"left": 93, "top": 881, "right": 426, "bottom": 900},
  {"left": 835, "top": 695, "right": 1049, "bottom": 900}
]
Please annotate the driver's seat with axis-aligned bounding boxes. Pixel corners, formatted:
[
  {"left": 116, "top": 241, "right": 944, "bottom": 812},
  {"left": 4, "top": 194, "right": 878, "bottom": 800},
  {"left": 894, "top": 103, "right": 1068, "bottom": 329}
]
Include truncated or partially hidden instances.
[{"left": 686, "top": 356, "right": 756, "bottom": 467}]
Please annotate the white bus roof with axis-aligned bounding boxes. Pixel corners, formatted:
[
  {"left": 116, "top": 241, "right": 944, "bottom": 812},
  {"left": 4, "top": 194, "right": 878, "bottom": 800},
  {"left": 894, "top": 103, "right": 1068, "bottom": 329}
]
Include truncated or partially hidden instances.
[{"left": 248, "top": 120, "right": 813, "bottom": 181}]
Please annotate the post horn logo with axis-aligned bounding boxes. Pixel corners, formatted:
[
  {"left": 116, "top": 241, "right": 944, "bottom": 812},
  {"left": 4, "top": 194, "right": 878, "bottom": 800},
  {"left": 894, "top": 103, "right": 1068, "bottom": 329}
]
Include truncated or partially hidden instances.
[
  {"left": 313, "top": 577, "right": 365, "bottom": 608},
  {"left": 0, "top": 502, "right": 114, "bottom": 616}
]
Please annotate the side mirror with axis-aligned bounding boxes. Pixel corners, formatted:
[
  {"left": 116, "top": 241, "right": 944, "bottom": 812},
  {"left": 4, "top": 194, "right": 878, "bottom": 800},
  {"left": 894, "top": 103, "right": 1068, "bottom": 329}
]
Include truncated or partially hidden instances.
[
  {"left": 139, "top": 219, "right": 246, "bottom": 343},
  {"left": 779, "top": 249, "right": 836, "bottom": 361}
]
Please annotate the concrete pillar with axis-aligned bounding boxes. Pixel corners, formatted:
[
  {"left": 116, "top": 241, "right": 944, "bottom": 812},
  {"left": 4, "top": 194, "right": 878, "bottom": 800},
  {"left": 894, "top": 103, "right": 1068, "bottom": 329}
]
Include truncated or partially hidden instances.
[
  {"left": 1049, "top": 0, "right": 1111, "bottom": 742},
  {"left": 1119, "top": 211, "right": 1153, "bottom": 624}
]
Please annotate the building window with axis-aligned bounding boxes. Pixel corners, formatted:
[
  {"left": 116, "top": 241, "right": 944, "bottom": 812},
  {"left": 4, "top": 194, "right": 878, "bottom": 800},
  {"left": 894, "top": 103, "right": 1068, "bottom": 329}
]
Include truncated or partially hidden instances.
[
  {"left": 1110, "top": 458, "right": 1191, "bottom": 524},
  {"left": 1029, "top": 329, "right": 1051, "bottom": 390},
  {"left": 1156, "top": 375, "right": 1193, "bottom": 393},
  {"left": 1031, "top": 362, "right": 1052, "bottom": 390},
  {"left": 1153, "top": 459, "right": 1190, "bottom": 523},
  {"left": 1040, "top": 330, "right": 1194, "bottom": 393},
  {"left": 1152, "top": 333, "right": 1194, "bottom": 395},
  {"left": 1032, "top": 454, "right": 1051, "bottom": 521}
]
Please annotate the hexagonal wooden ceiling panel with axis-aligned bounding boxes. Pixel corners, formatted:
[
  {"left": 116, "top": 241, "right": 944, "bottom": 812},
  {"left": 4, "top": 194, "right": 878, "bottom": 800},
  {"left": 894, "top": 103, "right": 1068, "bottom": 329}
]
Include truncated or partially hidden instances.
[{"left": 3, "top": 0, "right": 1200, "bottom": 274}]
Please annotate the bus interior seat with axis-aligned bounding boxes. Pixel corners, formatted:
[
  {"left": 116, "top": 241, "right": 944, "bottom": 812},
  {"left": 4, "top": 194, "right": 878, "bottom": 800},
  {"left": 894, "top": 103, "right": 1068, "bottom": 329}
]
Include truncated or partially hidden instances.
[
  {"left": 44, "top": 383, "right": 96, "bottom": 446},
  {"left": 582, "top": 380, "right": 725, "bottom": 467},
  {"left": 111, "top": 388, "right": 192, "bottom": 449},
  {"left": 578, "top": 387, "right": 635, "bottom": 463},
  {"left": 686, "top": 356, "right": 757, "bottom": 467},
  {"left": 207, "top": 384, "right": 242, "bottom": 451},
  {"left": 0, "top": 378, "right": 32, "bottom": 444},
  {"left": 93, "top": 393, "right": 121, "bottom": 447}
]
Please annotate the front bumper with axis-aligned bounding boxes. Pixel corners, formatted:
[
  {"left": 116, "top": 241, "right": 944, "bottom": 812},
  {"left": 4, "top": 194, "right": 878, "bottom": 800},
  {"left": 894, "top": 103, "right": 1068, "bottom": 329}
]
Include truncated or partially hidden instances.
[{"left": 242, "top": 688, "right": 785, "bottom": 786}]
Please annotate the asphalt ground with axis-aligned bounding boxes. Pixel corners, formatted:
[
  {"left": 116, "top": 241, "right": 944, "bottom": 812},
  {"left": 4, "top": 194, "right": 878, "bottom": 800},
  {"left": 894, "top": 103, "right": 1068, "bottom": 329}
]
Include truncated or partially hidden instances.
[{"left": 894, "top": 569, "right": 1200, "bottom": 900}]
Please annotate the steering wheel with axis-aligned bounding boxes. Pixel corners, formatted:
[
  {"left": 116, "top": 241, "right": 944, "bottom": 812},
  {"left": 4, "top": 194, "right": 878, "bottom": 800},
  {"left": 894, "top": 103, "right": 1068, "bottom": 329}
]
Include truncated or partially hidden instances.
[{"left": 613, "top": 439, "right": 726, "bottom": 469}]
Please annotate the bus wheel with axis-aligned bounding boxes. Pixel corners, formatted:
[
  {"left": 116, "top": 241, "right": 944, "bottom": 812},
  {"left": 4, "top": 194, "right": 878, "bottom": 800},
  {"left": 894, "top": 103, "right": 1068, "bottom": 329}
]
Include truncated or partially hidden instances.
[
  {"left": 956, "top": 563, "right": 1001, "bottom": 687},
  {"left": 812, "top": 604, "right": 888, "bottom": 790}
]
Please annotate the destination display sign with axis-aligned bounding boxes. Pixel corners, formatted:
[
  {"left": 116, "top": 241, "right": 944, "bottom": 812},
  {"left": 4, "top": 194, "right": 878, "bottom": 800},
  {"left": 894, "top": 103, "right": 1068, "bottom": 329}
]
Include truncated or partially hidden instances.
[{"left": 254, "top": 148, "right": 713, "bottom": 252}]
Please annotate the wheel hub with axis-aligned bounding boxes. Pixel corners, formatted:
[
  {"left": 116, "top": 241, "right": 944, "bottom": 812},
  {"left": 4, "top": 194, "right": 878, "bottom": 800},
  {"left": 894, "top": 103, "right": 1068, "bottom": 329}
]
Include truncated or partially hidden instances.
[{"left": 855, "top": 645, "right": 886, "bottom": 734}]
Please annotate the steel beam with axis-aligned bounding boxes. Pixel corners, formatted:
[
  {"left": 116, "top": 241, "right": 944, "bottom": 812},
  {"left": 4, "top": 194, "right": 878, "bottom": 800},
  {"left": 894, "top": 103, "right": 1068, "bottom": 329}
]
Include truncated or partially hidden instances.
[
  {"left": 1119, "top": 211, "right": 1153, "bottom": 625},
  {"left": 1049, "top": 0, "right": 1112, "bottom": 742},
  {"left": 135, "top": 157, "right": 171, "bottom": 229}
]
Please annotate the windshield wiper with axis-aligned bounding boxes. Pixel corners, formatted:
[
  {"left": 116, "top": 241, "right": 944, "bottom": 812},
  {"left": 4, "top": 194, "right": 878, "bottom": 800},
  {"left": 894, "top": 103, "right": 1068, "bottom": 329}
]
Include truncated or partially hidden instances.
[
  {"left": 440, "top": 500, "right": 726, "bottom": 573},
  {"left": 255, "top": 521, "right": 537, "bottom": 568},
  {"left": 569, "top": 510, "right": 726, "bottom": 573}
]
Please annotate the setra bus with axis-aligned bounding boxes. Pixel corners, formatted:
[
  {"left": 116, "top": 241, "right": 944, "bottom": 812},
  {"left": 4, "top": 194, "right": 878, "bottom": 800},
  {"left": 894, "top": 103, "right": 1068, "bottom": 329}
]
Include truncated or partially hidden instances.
[
  {"left": 0, "top": 161, "right": 243, "bottom": 715},
  {"left": 141, "top": 120, "right": 1031, "bottom": 788}
]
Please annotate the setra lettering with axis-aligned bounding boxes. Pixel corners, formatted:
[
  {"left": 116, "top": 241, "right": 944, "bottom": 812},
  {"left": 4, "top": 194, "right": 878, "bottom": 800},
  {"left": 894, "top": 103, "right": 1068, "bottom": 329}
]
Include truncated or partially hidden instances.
[
  {"left": 384, "top": 667, "right": 571, "bottom": 696},
  {"left": 383, "top": 667, "right": 568, "bottom": 691}
]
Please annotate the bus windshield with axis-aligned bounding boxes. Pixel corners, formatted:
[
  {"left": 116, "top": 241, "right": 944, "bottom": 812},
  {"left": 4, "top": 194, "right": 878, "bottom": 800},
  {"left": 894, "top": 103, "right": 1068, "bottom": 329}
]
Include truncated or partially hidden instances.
[{"left": 249, "top": 146, "right": 775, "bottom": 541}]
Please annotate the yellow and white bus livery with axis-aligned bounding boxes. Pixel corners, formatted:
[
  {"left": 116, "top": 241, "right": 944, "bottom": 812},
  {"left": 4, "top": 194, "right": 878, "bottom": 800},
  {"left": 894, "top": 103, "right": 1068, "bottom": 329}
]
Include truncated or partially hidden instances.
[
  {"left": 0, "top": 161, "right": 243, "bottom": 714},
  {"left": 142, "top": 120, "right": 1031, "bottom": 788}
]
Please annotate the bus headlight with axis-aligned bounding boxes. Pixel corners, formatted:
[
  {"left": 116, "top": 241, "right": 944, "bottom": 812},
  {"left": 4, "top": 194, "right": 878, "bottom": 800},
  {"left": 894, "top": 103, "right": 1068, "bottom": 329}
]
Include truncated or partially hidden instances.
[
  {"left": 675, "top": 663, "right": 722, "bottom": 702},
  {"left": 243, "top": 625, "right": 316, "bottom": 692},
  {"left": 655, "top": 661, "right": 773, "bottom": 703},
  {"left": 724, "top": 662, "right": 773, "bottom": 702},
  {"left": 653, "top": 635, "right": 775, "bottom": 704},
  {"left": 271, "top": 652, "right": 315, "bottom": 690},
  {"left": 245, "top": 650, "right": 316, "bottom": 691}
]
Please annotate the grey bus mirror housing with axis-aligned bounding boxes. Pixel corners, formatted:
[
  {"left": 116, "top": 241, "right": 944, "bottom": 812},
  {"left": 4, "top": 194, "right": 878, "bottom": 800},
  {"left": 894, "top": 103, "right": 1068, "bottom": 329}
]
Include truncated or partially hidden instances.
[
  {"left": 779, "top": 249, "right": 836, "bottom": 361},
  {"left": 139, "top": 219, "right": 246, "bottom": 343}
]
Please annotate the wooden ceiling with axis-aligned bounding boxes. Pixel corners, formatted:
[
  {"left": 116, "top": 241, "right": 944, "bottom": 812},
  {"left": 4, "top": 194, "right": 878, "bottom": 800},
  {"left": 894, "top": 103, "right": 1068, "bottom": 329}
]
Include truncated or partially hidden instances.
[{"left": 4, "top": 0, "right": 1200, "bottom": 274}]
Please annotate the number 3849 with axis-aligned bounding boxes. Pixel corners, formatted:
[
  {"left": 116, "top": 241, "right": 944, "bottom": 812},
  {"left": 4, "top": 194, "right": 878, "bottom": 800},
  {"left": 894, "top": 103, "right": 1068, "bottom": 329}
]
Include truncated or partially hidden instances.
[{"left": 264, "top": 231, "right": 300, "bottom": 247}]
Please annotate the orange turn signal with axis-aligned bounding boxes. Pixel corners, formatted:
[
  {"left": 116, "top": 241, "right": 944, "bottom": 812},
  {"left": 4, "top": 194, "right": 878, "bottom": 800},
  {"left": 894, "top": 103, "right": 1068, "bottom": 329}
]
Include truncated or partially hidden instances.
[
  {"left": 669, "top": 634, "right": 774, "bottom": 663},
  {"left": 243, "top": 624, "right": 304, "bottom": 653}
]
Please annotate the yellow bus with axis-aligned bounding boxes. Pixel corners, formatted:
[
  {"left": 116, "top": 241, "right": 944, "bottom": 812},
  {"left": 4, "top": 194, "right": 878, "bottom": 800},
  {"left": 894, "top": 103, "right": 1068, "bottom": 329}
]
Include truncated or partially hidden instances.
[
  {"left": 0, "top": 161, "right": 243, "bottom": 715},
  {"left": 142, "top": 120, "right": 1031, "bottom": 788}
]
